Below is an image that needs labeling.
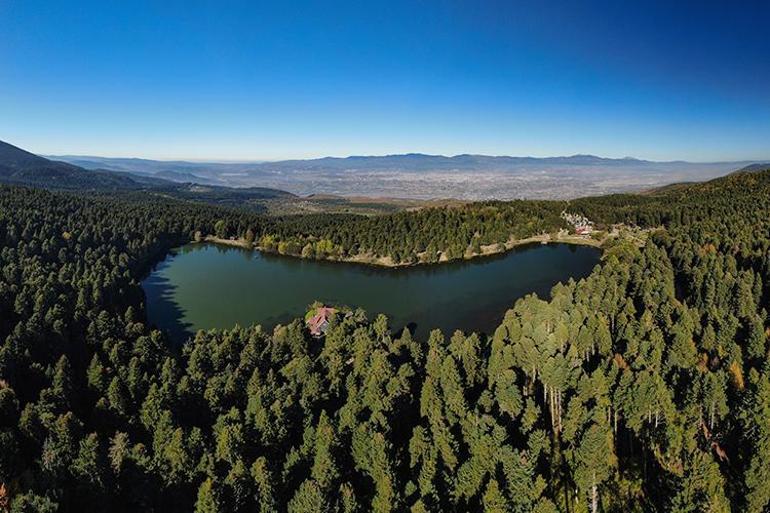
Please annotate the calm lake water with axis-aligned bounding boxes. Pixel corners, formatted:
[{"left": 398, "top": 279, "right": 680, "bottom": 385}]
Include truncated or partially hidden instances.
[{"left": 142, "top": 242, "right": 600, "bottom": 342}]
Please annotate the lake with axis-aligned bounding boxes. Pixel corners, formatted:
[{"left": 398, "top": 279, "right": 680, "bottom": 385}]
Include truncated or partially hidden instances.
[{"left": 142, "top": 242, "right": 600, "bottom": 342}]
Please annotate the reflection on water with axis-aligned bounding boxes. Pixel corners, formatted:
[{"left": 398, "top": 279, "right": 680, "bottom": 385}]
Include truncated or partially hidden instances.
[{"left": 142, "top": 242, "right": 600, "bottom": 343}]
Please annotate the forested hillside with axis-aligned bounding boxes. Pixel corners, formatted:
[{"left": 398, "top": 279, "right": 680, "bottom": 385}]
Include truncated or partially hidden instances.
[
  {"left": 0, "top": 140, "right": 296, "bottom": 212},
  {"left": 0, "top": 169, "right": 769, "bottom": 512},
  {"left": 0, "top": 140, "right": 144, "bottom": 190},
  {"left": 258, "top": 200, "right": 569, "bottom": 264}
]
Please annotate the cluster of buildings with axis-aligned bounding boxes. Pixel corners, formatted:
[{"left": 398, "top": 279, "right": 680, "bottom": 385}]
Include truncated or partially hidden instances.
[{"left": 561, "top": 211, "right": 594, "bottom": 236}]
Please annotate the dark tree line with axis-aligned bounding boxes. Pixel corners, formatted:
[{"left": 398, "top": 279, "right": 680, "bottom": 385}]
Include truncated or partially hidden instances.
[{"left": 0, "top": 168, "right": 769, "bottom": 512}]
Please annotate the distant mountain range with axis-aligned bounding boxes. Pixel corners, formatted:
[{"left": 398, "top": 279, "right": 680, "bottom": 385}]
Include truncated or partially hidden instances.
[
  {"left": 49, "top": 155, "right": 229, "bottom": 186},
  {"left": 3, "top": 139, "right": 765, "bottom": 201},
  {"left": 49, "top": 150, "right": 766, "bottom": 200},
  {"left": 52, "top": 151, "right": 736, "bottom": 178},
  {"left": 232, "top": 153, "right": 661, "bottom": 171}
]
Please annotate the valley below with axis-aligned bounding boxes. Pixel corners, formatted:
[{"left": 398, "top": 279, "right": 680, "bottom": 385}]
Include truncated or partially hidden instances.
[{"left": 54, "top": 152, "right": 752, "bottom": 201}]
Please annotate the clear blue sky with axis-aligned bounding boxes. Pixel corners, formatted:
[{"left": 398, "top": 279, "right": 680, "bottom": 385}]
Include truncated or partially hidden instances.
[{"left": 1, "top": 0, "right": 768, "bottom": 161}]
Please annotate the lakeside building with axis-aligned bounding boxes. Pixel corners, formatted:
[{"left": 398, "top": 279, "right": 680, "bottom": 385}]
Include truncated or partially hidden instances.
[
  {"left": 307, "top": 306, "right": 337, "bottom": 336},
  {"left": 562, "top": 211, "right": 594, "bottom": 236}
]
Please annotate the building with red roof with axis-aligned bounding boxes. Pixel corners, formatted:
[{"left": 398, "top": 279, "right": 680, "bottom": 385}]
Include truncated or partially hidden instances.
[{"left": 307, "top": 306, "right": 337, "bottom": 337}]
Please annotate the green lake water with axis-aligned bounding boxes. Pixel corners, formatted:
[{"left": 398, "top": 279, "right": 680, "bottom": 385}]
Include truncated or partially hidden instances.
[{"left": 142, "top": 242, "right": 600, "bottom": 342}]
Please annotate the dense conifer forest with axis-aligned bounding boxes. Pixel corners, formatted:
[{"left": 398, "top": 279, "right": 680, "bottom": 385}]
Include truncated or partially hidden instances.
[{"left": 1, "top": 169, "right": 770, "bottom": 512}]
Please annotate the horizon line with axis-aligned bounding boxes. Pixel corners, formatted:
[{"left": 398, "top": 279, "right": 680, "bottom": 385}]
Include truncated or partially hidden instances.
[{"left": 42, "top": 151, "right": 767, "bottom": 166}]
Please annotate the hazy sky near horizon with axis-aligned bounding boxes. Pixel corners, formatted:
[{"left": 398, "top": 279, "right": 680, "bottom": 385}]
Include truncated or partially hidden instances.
[{"left": 1, "top": 0, "right": 769, "bottom": 161}]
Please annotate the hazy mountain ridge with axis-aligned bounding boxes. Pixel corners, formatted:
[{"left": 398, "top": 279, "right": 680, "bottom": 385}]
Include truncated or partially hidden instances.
[
  {"left": 0, "top": 140, "right": 150, "bottom": 190},
  {"left": 731, "top": 162, "right": 770, "bottom": 175},
  {"left": 0, "top": 140, "right": 294, "bottom": 211},
  {"left": 51, "top": 151, "right": 755, "bottom": 200},
  {"left": 254, "top": 152, "right": 656, "bottom": 170},
  {"left": 54, "top": 151, "right": 707, "bottom": 175}
]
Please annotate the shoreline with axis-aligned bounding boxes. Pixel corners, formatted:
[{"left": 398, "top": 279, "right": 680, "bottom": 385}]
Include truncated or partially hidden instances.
[{"left": 198, "top": 230, "right": 605, "bottom": 269}]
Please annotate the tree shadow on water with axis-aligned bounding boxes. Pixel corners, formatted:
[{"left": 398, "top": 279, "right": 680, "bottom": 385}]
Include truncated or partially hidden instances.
[
  {"left": 141, "top": 272, "right": 194, "bottom": 345},
  {"left": 402, "top": 321, "right": 420, "bottom": 339}
]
